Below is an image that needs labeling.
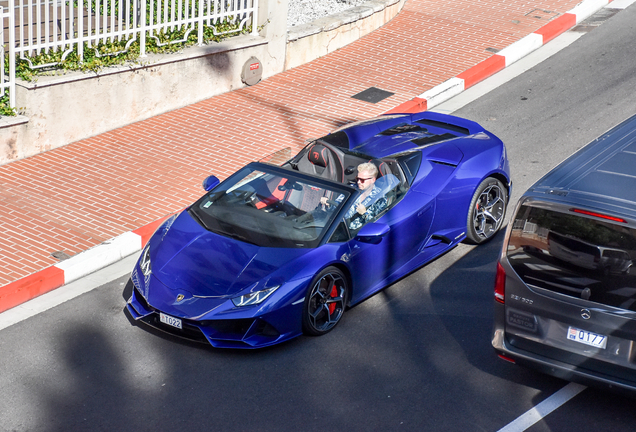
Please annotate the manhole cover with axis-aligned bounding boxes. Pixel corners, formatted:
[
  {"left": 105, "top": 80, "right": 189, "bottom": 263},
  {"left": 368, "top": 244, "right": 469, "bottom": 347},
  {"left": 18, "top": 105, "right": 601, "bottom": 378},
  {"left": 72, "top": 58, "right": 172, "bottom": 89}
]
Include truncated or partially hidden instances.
[{"left": 351, "top": 87, "right": 395, "bottom": 104}]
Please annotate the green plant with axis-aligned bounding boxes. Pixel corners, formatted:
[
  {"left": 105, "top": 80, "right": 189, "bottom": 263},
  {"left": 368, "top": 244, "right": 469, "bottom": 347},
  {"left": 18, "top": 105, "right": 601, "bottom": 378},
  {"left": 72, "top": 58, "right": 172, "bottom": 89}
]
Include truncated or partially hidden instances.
[
  {"left": 14, "top": 19, "right": 249, "bottom": 79},
  {"left": 0, "top": 89, "right": 17, "bottom": 116},
  {"left": 2, "top": 0, "right": 265, "bottom": 116}
]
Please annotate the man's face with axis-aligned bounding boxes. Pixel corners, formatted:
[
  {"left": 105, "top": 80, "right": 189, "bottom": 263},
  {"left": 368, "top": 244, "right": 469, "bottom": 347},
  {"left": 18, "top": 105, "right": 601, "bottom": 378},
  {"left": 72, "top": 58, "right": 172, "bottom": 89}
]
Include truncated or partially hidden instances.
[{"left": 356, "top": 170, "right": 376, "bottom": 191}]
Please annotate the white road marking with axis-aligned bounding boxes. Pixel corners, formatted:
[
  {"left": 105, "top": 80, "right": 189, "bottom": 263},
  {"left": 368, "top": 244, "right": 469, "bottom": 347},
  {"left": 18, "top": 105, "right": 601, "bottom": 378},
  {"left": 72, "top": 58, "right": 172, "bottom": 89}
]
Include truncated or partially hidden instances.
[{"left": 497, "top": 383, "right": 587, "bottom": 431}]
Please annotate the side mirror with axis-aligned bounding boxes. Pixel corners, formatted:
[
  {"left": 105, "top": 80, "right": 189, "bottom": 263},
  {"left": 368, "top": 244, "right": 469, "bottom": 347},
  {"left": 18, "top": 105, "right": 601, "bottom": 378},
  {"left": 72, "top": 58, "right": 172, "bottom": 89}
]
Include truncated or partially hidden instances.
[
  {"left": 355, "top": 223, "right": 390, "bottom": 244},
  {"left": 202, "top": 175, "right": 220, "bottom": 191}
]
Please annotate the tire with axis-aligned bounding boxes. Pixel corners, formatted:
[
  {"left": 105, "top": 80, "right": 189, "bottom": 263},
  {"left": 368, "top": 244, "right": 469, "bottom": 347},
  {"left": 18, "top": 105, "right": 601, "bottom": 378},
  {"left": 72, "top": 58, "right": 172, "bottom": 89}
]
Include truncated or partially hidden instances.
[
  {"left": 302, "top": 267, "right": 348, "bottom": 336},
  {"left": 465, "top": 177, "right": 507, "bottom": 244}
]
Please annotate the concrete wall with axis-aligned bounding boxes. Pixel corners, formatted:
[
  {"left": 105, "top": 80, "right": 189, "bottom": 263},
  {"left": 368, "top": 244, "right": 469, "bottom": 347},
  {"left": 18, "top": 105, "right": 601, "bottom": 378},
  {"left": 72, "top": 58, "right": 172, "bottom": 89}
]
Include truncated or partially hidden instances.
[
  {"left": 1, "top": 36, "right": 270, "bottom": 162},
  {"left": 0, "top": 0, "right": 401, "bottom": 165}
]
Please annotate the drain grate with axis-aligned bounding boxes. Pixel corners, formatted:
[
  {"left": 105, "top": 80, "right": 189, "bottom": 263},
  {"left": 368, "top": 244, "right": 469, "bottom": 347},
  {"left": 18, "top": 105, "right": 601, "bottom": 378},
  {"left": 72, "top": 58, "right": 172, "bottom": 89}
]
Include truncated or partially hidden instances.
[
  {"left": 525, "top": 9, "right": 559, "bottom": 20},
  {"left": 572, "top": 8, "right": 619, "bottom": 32},
  {"left": 351, "top": 87, "right": 394, "bottom": 104},
  {"left": 51, "top": 250, "right": 71, "bottom": 261}
]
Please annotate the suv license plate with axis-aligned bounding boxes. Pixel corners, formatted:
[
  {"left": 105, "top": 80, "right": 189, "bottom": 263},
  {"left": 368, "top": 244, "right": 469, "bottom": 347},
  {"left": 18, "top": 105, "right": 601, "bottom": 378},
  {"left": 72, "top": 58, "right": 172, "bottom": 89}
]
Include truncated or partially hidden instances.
[
  {"left": 160, "top": 312, "right": 182, "bottom": 330},
  {"left": 567, "top": 326, "right": 607, "bottom": 349}
]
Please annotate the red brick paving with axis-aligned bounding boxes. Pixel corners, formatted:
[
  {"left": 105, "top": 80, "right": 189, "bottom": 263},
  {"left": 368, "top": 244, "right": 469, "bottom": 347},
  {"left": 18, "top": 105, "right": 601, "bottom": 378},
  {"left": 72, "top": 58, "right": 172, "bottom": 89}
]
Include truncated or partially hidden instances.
[{"left": 0, "top": 0, "right": 584, "bottom": 287}]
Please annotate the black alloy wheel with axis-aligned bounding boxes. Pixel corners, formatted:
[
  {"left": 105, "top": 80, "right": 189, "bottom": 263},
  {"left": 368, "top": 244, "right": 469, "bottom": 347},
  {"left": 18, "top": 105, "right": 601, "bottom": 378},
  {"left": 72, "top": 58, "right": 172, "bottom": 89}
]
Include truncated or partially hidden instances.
[
  {"left": 302, "top": 267, "right": 348, "bottom": 336},
  {"left": 466, "top": 177, "right": 507, "bottom": 244}
]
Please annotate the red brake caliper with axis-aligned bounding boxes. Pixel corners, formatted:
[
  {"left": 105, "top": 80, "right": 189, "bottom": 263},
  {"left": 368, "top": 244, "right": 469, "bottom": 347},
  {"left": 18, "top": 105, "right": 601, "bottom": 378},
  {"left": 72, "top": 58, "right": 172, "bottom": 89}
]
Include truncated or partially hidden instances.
[{"left": 328, "top": 284, "right": 338, "bottom": 314}]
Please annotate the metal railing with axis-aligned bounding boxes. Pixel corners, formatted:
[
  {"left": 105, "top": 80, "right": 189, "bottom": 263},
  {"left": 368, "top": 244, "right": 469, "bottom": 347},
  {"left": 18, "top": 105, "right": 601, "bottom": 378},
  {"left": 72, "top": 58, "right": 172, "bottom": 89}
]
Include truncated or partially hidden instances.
[
  {"left": 1, "top": 0, "right": 258, "bottom": 109},
  {"left": 1, "top": 1, "right": 16, "bottom": 108}
]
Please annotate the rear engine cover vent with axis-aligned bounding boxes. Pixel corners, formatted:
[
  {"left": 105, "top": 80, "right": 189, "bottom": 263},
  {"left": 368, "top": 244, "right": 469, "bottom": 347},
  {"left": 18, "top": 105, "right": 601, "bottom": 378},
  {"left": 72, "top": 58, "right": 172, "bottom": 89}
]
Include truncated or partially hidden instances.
[
  {"left": 379, "top": 124, "right": 428, "bottom": 136},
  {"left": 412, "top": 133, "right": 457, "bottom": 147},
  {"left": 416, "top": 119, "right": 470, "bottom": 135}
]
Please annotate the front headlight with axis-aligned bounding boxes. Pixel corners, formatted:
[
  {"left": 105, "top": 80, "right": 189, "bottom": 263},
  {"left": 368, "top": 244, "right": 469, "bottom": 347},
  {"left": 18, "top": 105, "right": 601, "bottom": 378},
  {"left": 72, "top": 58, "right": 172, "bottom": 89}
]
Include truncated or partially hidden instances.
[
  {"left": 232, "top": 286, "right": 280, "bottom": 307},
  {"left": 140, "top": 246, "right": 152, "bottom": 276}
]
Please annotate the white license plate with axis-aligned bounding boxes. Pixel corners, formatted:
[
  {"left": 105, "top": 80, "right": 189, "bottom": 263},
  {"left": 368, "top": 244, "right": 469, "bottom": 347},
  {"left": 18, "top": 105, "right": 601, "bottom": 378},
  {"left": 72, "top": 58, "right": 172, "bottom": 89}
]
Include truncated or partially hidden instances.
[
  {"left": 567, "top": 326, "right": 607, "bottom": 349},
  {"left": 160, "top": 312, "right": 182, "bottom": 330}
]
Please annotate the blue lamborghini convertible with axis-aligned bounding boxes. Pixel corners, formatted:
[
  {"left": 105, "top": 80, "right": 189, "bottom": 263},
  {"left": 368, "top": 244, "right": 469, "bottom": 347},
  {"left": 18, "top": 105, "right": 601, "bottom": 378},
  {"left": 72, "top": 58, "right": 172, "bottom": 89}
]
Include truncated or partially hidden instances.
[{"left": 126, "top": 111, "right": 511, "bottom": 348}]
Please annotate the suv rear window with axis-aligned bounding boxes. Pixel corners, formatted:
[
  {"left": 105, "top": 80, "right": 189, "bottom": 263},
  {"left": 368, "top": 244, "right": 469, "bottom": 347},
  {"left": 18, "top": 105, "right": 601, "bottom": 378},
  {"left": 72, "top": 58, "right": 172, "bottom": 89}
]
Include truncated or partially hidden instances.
[{"left": 507, "top": 204, "right": 636, "bottom": 310}]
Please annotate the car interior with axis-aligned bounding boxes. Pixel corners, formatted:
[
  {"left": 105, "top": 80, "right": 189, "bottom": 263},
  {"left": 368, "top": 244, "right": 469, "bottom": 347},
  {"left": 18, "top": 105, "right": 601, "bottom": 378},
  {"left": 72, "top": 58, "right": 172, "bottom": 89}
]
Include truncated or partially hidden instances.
[
  {"left": 282, "top": 139, "right": 409, "bottom": 221},
  {"left": 285, "top": 138, "right": 408, "bottom": 190},
  {"left": 190, "top": 140, "right": 415, "bottom": 246}
]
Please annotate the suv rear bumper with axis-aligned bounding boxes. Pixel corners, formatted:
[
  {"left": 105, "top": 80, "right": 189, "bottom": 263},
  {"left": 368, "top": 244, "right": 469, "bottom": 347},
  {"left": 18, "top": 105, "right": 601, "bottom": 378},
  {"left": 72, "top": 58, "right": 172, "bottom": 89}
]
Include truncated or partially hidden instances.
[{"left": 492, "top": 326, "right": 636, "bottom": 397}]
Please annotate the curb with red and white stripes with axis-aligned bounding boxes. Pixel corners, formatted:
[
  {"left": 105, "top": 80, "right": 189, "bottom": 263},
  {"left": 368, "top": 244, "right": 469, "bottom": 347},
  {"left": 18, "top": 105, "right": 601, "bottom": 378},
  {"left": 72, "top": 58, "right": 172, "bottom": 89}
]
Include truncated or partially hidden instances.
[
  {"left": 0, "top": 215, "right": 172, "bottom": 314},
  {"left": 386, "top": 0, "right": 614, "bottom": 114},
  {"left": 0, "top": 0, "right": 616, "bottom": 314}
]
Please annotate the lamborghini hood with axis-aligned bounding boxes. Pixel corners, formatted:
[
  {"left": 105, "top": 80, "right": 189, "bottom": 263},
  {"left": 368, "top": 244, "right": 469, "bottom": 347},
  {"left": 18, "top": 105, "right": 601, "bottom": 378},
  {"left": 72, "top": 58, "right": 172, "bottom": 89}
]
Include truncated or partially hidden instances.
[{"left": 150, "top": 212, "right": 309, "bottom": 298}]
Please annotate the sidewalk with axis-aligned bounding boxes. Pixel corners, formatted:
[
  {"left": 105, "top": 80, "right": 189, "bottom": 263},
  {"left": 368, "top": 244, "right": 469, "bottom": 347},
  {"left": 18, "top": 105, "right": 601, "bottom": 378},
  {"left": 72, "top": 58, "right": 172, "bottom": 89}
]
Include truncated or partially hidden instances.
[{"left": 0, "top": 0, "right": 608, "bottom": 312}]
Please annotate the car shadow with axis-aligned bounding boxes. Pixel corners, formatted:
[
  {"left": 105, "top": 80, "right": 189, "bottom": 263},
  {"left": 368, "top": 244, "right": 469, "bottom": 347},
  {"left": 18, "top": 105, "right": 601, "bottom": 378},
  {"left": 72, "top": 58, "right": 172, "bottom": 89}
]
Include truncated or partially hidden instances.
[{"left": 427, "top": 231, "right": 567, "bottom": 390}]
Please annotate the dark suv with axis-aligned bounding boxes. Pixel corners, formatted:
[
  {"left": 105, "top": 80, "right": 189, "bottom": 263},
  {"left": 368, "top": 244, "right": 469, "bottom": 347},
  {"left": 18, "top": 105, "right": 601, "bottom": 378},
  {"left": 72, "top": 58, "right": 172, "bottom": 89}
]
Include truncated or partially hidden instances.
[{"left": 492, "top": 114, "right": 636, "bottom": 395}]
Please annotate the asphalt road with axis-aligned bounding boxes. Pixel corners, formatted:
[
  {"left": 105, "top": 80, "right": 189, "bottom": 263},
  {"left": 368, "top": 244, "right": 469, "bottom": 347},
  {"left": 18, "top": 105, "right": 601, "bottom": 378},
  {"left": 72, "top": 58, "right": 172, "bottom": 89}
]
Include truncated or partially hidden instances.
[{"left": 2, "top": 4, "right": 636, "bottom": 431}]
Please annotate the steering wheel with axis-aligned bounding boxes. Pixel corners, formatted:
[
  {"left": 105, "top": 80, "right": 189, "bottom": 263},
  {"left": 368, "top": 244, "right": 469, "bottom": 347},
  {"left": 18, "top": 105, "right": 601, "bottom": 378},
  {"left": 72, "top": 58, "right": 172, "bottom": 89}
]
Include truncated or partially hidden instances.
[{"left": 237, "top": 190, "right": 258, "bottom": 206}]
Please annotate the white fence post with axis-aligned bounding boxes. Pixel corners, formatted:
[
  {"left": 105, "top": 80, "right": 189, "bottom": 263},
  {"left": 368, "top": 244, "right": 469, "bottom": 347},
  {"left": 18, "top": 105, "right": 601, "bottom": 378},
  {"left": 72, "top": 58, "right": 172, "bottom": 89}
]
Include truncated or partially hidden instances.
[
  {"left": 9, "top": 0, "right": 16, "bottom": 107},
  {"left": 139, "top": 0, "right": 146, "bottom": 57},
  {"left": 197, "top": 0, "right": 203, "bottom": 45},
  {"left": 251, "top": 0, "right": 258, "bottom": 36},
  {"left": 78, "top": 0, "right": 84, "bottom": 60}
]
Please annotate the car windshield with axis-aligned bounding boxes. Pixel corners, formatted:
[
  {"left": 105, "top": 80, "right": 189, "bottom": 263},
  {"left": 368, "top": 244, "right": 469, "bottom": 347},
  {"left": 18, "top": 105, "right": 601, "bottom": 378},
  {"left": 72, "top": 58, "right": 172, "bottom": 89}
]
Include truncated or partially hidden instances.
[{"left": 189, "top": 165, "right": 351, "bottom": 248}]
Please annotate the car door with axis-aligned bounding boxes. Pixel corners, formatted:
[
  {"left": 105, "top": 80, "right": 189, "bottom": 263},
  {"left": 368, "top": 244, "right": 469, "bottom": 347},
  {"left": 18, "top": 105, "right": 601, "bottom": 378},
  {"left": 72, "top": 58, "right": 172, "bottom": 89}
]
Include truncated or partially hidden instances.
[{"left": 345, "top": 188, "right": 436, "bottom": 304}]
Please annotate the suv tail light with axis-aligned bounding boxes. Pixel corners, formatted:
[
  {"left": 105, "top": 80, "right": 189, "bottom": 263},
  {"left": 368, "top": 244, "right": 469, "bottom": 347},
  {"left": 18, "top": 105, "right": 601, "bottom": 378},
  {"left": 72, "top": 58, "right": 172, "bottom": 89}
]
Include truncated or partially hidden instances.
[
  {"left": 494, "top": 262, "right": 505, "bottom": 304},
  {"left": 570, "top": 208, "right": 627, "bottom": 223}
]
